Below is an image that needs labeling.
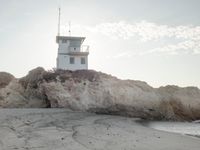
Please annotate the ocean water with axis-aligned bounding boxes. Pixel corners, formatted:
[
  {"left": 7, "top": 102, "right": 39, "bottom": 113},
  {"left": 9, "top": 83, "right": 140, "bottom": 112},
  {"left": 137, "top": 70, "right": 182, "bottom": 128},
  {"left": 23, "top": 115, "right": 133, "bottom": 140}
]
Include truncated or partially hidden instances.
[{"left": 146, "top": 121, "right": 200, "bottom": 137}]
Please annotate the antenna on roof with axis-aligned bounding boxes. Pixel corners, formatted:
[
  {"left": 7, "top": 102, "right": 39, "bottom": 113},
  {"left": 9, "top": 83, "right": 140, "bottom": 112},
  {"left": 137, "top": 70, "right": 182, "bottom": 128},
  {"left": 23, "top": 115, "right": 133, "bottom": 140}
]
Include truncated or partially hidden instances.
[
  {"left": 57, "top": 7, "right": 61, "bottom": 36},
  {"left": 68, "top": 21, "right": 71, "bottom": 36}
]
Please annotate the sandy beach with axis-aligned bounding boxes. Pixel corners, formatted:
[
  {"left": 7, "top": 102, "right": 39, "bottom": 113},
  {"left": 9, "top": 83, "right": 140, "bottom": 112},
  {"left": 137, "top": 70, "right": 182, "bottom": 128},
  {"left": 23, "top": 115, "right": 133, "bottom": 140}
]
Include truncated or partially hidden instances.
[{"left": 0, "top": 109, "right": 199, "bottom": 150}]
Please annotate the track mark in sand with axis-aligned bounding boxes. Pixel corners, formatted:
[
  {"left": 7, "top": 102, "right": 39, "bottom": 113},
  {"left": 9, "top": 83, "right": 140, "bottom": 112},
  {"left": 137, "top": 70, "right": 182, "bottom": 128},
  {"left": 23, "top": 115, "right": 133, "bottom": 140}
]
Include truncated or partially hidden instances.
[
  {"left": 0, "top": 140, "right": 5, "bottom": 150},
  {"left": 71, "top": 125, "right": 93, "bottom": 150},
  {"left": 94, "top": 118, "right": 112, "bottom": 130},
  {"left": 22, "top": 146, "right": 45, "bottom": 150}
]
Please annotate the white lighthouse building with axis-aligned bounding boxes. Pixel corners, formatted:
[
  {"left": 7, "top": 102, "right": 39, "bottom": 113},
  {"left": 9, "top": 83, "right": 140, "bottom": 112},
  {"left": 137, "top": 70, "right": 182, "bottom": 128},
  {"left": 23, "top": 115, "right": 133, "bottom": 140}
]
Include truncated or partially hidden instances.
[
  {"left": 56, "top": 36, "right": 89, "bottom": 70},
  {"left": 56, "top": 8, "right": 89, "bottom": 70}
]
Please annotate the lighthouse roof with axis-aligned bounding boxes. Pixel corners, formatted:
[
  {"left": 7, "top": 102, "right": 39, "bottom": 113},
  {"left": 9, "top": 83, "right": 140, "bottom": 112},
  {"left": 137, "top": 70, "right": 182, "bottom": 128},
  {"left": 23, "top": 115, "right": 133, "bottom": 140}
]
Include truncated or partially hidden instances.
[{"left": 56, "top": 36, "right": 85, "bottom": 43}]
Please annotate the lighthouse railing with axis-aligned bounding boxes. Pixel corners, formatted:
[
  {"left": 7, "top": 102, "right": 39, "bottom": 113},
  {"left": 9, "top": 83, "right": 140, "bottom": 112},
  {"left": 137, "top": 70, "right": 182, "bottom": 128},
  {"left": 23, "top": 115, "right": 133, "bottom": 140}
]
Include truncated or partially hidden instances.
[
  {"left": 81, "top": 45, "right": 89, "bottom": 52},
  {"left": 68, "top": 45, "right": 89, "bottom": 53}
]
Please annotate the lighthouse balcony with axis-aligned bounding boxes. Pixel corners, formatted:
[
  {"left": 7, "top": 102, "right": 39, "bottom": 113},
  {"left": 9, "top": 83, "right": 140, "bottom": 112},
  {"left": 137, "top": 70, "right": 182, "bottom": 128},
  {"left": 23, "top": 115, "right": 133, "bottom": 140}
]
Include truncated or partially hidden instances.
[{"left": 67, "top": 45, "right": 89, "bottom": 55}]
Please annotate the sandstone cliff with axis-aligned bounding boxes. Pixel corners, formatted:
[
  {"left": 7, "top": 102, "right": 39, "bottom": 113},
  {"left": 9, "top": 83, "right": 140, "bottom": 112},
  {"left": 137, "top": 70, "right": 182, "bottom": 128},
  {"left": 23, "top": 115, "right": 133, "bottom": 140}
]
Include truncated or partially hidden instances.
[{"left": 0, "top": 67, "right": 200, "bottom": 121}]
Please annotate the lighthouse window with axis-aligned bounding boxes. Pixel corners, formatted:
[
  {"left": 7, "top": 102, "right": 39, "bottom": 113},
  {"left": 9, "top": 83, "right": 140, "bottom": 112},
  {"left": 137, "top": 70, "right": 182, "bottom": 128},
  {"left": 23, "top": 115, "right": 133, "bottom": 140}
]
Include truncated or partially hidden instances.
[
  {"left": 81, "top": 57, "right": 86, "bottom": 64},
  {"left": 62, "top": 39, "right": 67, "bottom": 43},
  {"left": 70, "top": 57, "right": 75, "bottom": 64}
]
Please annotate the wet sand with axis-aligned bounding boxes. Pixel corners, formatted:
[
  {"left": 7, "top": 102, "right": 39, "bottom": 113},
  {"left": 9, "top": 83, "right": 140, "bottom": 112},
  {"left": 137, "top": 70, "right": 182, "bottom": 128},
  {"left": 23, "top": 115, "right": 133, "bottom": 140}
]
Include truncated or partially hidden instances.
[{"left": 0, "top": 109, "right": 200, "bottom": 150}]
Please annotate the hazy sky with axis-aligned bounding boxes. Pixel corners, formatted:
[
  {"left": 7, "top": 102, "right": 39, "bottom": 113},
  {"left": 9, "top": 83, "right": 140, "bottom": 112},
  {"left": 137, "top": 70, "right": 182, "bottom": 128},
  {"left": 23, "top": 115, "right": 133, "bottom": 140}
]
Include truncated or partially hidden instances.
[{"left": 1, "top": 0, "right": 200, "bottom": 88}]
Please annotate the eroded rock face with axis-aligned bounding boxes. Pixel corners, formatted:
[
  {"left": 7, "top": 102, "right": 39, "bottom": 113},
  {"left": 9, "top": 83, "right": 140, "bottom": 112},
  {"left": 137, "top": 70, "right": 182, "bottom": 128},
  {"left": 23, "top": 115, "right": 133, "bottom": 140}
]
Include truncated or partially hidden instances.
[
  {"left": 41, "top": 73, "right": 162, "bottom": 120},
  {"left": 157, "top": 86, "right": 200, "bottom": 120},
  {"left": 0, "top": 68, "right": 47, "bottom": 108},
  {"left": 0, "top": 72, "right": 14, "bottom": 88},
  {"left": 0, "top": 67, "right": 200, "bottom": 121}
]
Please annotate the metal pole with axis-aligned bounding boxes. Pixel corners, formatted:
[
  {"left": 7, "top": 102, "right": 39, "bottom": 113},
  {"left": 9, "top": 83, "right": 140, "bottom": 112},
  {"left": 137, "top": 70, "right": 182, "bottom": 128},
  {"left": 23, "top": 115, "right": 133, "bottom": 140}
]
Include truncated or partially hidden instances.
[
  {"left": 58, "top": 7, "right": 61, "bottom": 36},
  {"left": 69, "top": 21, "right": 71, "bottom": 36}
]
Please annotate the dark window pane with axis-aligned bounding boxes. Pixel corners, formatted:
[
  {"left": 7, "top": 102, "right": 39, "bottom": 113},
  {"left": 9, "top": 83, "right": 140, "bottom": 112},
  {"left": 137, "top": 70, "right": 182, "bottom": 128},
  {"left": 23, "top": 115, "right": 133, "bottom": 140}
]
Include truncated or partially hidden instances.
[
  {"left": 81, "top": 57, "right": 86, "bottom": 64},
  {"left": 70, "top": 57, "right": 75, "bottom": 64}
]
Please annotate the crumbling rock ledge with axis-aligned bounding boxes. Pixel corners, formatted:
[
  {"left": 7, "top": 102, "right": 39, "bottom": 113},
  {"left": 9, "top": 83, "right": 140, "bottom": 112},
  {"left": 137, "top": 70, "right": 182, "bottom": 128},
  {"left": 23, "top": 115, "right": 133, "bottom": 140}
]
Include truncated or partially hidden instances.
[{"left": 0, "top": 67, "right": 200, "bottom": 121}]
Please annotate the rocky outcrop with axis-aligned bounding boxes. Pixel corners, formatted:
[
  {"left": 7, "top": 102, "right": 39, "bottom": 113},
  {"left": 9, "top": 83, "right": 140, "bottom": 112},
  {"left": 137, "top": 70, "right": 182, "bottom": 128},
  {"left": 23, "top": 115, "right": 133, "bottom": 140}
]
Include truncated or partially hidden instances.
[
  {"left": 158, "top": 86, "right": 200, "bottom": 120},
  {"left": 0, "top": 72, "right": 14, "bottom": 88},
  {"left": 0, "top": 68, "right": 47, "bottom": 108},
  {"left": 0, "top": 67, "right": 200, "bottom": 121}
]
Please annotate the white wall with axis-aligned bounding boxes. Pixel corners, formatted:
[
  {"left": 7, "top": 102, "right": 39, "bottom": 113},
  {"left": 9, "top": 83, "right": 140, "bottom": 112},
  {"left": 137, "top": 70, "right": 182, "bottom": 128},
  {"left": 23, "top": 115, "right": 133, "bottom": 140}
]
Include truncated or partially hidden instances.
[
  {"left": 58, "top": 41, "right": 69, "bottom": 53},
  {"left": 57, "top": 54, "right": 88, "bottom": 70},
  {"left": 58, "top": 39, "right": 82, "bottom": 54}
]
